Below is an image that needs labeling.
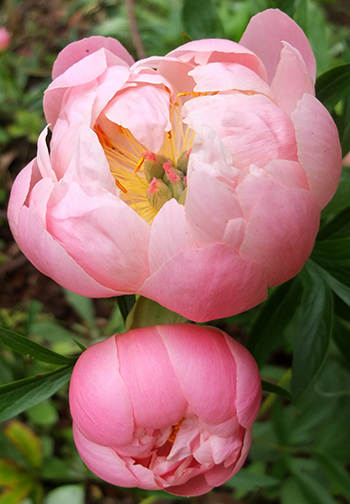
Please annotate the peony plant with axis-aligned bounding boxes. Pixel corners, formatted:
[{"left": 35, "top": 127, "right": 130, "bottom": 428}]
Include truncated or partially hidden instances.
[
  {"left": 8, "top": 9, "right": 342, "bottom": 322},
  {"left": 69, "top": 324, "right": 261, "bottom": 496}
]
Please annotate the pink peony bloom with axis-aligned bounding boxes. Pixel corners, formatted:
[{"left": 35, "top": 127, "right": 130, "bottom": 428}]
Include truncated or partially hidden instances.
[
  {"left": 0, "top": 28, "right": 10, "bottom": 51},
  {"left": 8, "top": 9, "right": 342, "bottom": 321},
  {"left": 69, "top": 324, "right": 261, "bottom": 496}
]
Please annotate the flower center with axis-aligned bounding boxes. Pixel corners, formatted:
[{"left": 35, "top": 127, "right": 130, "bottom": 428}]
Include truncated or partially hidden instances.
[{"left": 95, "top": 102, "right": 194, "bottom": 224}]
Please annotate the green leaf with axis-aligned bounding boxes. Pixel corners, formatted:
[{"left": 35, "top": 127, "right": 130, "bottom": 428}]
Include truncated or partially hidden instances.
[
  {"left": 291, "top": 261, "right": 333, "bottom": 398},
  {"left": 315, "top": 63, "right": 350, "bottom": 111},
  {"left": 125, "top": 296, "right": 187, "bottom": 330},
  {"left": 246, "top": 278, "right": 303, "bottom": 367},
  {"left": 0, "top": 365, "right": 73, "bottom": 422},
  {"left": 289, "top": 459, "right": 338, "bottom": 504},
  {"left": 4, "top": 421, "right": 43, "bottom": 469},
  {"left": 116, "top": 295, "right": 136, "bottom": 324},
  {"left": 0, "top": 328, "right": 76, "bottom": 366},
  {"left": 317, "top": 207, "right": 350, "bottom": 240},
  {"left": 261, "top": 380, "right": 292, "bottom": 401},
  {"left": 64, "top": 290, "right": 96, "bottom": 329},
  {"left": 0, "top": 482, "right": 33, "bottom": 504},
  {"left": 182, "top": 0, "right": 225, "bottom": 39},
  {"left": 225, "top": 466, "right": 280, "bottom": 490},
  {"left": 333, "top": 317, "right": 350, "bottom": 367},
  {"left": 315, "top": 452, "right": 350, "bottom": 501},
  {"left": 0, "top": 458, "right": 27, "bottom": 485}
]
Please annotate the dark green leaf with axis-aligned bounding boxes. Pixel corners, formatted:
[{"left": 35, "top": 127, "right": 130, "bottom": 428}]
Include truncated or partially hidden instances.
[
  {"left": 291, "top": 261, "right": 333, "bottom": 398},
  {"left": 315, "top": 452, "right": 350, "bottom": 501},
  {"left": 333, "top": 317, "right": 350, "bottom": 367},
  {"left": 261, "top": 380, "right": 292, "bottom": 401},
  {"left": 182, "top": 0, "right": 224, "bottom": 39},
  {"left": 315, "top": 63, "right": 350, "bottom": 111},
  {"left": 0, "top": 328, "right": 76, "bottom": 365},
  {"left": 317, "top": 207, "right": 350, "bottom": 240},
  {"left": 310, "top": 261, "right": 350, "bottom": 307},
  {"left": 0, "top": 365, "right": 73, "bottom": 422},
  {"left": 320, "top": 167, "right": 350, "bottom": 220},
  {"left": 246, "top": 278, "right": 303, "bottom": 367},
  {"left": 116, "top": 295, "right": 136, "bottom": 324},
  {"left": 289, "top": 459, "right": 338, "bottom": 504}
]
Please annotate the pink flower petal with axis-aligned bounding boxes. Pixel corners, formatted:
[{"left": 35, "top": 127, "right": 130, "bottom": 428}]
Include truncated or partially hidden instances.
[
  {"left": 240, "top": 9, "right": 316, "bottom": 84},
  {"left": 70, "top": 336, "right": 134, "bottom": 446},
  {"left": 158, "top": 324, "right": 237, "bottom": 424},
  {"left": 52, "top": 36, "right": 134, "bottom": 79},
  {"left": 47, "top": 182, "right": 150, "bottom": 292},
  {"left": 73, "top": 424, "right": 138, "bottom": 487},
  {"left": 139, "top": 244, "right": 267, "bottom": 322},
  {"left": 148, "top": 199, "right": 196, "bottom": 274},
  {"left": 240, "top": 187, "right": 320, "bottom": 286},
  {"left": 16, "top": 206, "right": 117, "bottom": 297},
  {"left": 116, "top": 327, "right": 187, "bottom": 428},
  {"left": 292, "top": 93, "right": 342, "bottom": 208},
  {"left": 271, "top": 42, "right": 314, "bottom": 115}
]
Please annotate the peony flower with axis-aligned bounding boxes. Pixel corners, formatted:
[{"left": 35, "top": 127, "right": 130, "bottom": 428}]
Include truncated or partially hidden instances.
[
  {"left": 0, "top": 28, "right": 10, "bottom": 51},
  {"left": 8, "top": 9, "right": 342, "bottom": 322},
  {"left": 69, "top": 324, "right": 261, "bottom": 496}
]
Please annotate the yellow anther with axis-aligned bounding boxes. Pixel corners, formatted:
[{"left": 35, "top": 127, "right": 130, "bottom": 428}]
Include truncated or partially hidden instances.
[{"left": 135, "top": 156, "right": 145, "bottom": 173}]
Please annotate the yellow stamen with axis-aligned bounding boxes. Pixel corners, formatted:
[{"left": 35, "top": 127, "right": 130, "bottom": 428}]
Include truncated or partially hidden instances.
[{"left": 168, "top": 418, "right": 185, "bottom": 443}]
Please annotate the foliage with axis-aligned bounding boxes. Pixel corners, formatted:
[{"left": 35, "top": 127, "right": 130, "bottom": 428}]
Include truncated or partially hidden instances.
[{"left": 1, "top": 0, "right": 350, "bottom": 503}]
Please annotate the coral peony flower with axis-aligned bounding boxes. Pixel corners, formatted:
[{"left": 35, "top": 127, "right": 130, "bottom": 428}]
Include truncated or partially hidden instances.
[
  {"left": 69, "top": 324, "right": 261, "bottom": 496},
  {"left": 8, "top": 9, "right": 342, "bottom": 321},
  {"left": 0, "top": 28, "right": 10, "bottom": 51}
]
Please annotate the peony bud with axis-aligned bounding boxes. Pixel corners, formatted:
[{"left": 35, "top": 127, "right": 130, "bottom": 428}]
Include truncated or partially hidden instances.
[{"left": 69, "top": 324, "right": 261, "bottom": 496}]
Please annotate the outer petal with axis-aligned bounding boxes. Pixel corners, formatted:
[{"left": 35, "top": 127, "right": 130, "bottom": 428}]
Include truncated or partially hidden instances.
[
  {"left": 222, "top": 332, "right": 261, "bottom": 427},
  {"left": 240, "top": 188, "right": 320, "bottom": 286},
  {"left": 270, "top": 42, "right": 314, "bottom": 115},
  {"left": 158, "top": 324, "right": 237, "bottom": 424},
  {"left": 7, "top": 159, "right": 41, "bottom": 241},
  {"left": 72, "top": 424, "right": 139, "bottom": 487},
  {"left": 291, "top": 93, "right": 342, "bottom": 208},
  {"left": 47, "top": 182, "right": 150, "bottom": 292},
  {"left": 138, "top": 244, "right": 267, "bottom": 322},
  {"left": 70, "top": 336, "right": 134, "bottom": 446},
  {"left": 52, "top": 36, "right": 134, "bottom": 79},
  {"left": 16, "top": 206, "right": 117, "bottom": 297},
  {"left": 116, "top": 327, "right": 187, "bottom": 429},
  {"left": 240, "top": 9, "right": 316, "bottom": 84}
]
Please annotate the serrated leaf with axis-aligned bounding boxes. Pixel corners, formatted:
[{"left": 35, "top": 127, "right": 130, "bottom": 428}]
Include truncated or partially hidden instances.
[
  {"left": 315, "top": 63, "right": 350, "bottom": 110},
  {"left": 125, "top": 296, "right": 187, "bottom": 330},
  {"left": 0, "top": 328, "right": 76, "bottom": 366},
  {"left": 182, "top": 0, "right": 224, "bottom": 39},
  {"left": 0, "top": 365, "right": 73, "bottom": 422},
  {"left": 4, "top": 421, "right": 43, "bottom": 469},
  {"left": 291, "top": 261, "right": 333, "bottom": 398},
  {"left": 246, "top": 278, "right": 303, "bottom": 367}
]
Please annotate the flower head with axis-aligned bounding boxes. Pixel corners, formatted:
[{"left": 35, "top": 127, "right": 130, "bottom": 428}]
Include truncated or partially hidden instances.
[
  {"left": 69, "top": 324, "right": 261, "bottom": 496},
  {"left": 8, "top": 9, "right": 342, "bottom": 321}
]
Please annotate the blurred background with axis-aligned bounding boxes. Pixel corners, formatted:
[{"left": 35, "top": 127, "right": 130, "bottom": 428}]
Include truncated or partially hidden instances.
[{"left": 1, "top": 1, "right": 350, "bottom": 503}]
